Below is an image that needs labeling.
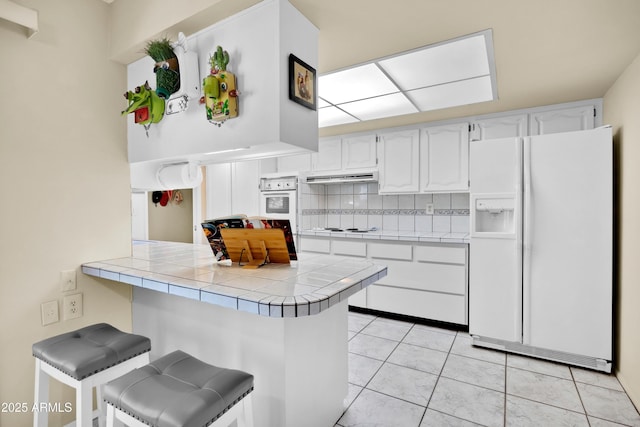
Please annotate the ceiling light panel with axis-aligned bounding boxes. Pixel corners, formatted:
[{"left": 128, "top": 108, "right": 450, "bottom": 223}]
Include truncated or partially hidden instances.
[
  {"left": 378, "top": 34, "right": 491, "bottom": 91},
  {"left": 339, "top": 92, "right": 418, "bottom": 121},
  {"left": 317, "top": 97, "right": 331, "bottom": 108},
  {"left": 318, "top": 106, "right": 359, "bottom": 127},
  {"left": 407, "top": 75, "right": 494, "bottom": 112},
  {"left": 318, "top": 63, "right": 399, "bottom": 105}
]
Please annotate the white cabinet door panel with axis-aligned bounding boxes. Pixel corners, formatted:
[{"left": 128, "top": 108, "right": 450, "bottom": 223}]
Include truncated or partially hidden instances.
[
  {"left": 300, "top": 237, "right": 331, "bottom": 253},
  {"left": 312, "top": 138, "right": 342, "bottom": 171},
  {"left": 277, "top": 153, "right": 312, "bottom": 173},
  {"left": 232, "top": 160, "right": 260, "bottom": 216},
  {"left": 368, "top": 242, "right": 412, "bottom": 260},
  {"left": 378, "top": 130, "right": 420, "bottom": 194},
  {"left": 415, "top": 245, "right": 466, "bottom": 264},
  {"left": 206, "top": 163, "right": 232, "bottom": 218},
  {"left": 374, "top": 259, "right": 466, "bottom": 294},
  {"left": 472, "top": 114, "right": 528, "bottom": 140},
  {"left": 332, "top": 240, "right": 367, "bottom": 257},
  {"left": 420, "top": 123, "right": 469, "bottom": 192},
  {"left": 368, "top": 285, "right": 466, "bottom": 324},
  {"left": 529, "top": 105, "right": 595, "bottom": 135},
  {"left": 342, "top": 135, "right": 377, "bottom": 170}
]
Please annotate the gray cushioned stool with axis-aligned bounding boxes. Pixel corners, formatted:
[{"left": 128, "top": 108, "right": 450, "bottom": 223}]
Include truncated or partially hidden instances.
[
  {"left": 33, "top": 323, "right": 151, "bottom": 427},
  {"left": 103, "top": 350, "right": 254, "bottom": 427}
]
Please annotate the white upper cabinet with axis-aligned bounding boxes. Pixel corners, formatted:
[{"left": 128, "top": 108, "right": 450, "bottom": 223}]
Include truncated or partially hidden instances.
[
  {"left": 206, "top": 160, "right": 262, "bottom": 218},
  {"left": 311, "top": 138, "right": 342, "bottom": 171},
  {"left": 342, "top": 135, "right": 377, "bottom": 170},
  {"left": 232, "top": 160, "right": 261, "bottom": 216},
  {"left": 420, "top": 123, "right": 470, "bottom": 192},
  {"left": 206, "top": 163, "right": 232, "bottom": 218},
  {"left": 529, "top": 104, "right": 596, "bottom": 135},
  {"left": 277, "top": 153, "right": 312, "bottom": 173},
  {"left": 378, "top": 129, "right": 420, "bottom": 194},
  {"left": 311, "top": 135, "right": 377, "bottom": 171},
  {"left": 472, "top": 114, "right": 528, "bottom": 140}
]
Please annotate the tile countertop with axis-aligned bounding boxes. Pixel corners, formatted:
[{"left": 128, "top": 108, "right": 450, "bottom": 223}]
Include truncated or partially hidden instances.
[
  {"left": 299, "top": 229, "right": 470, "bottom": 243},
  {"left": 81, "top": 240, "right": 387, "bottom": 318}
]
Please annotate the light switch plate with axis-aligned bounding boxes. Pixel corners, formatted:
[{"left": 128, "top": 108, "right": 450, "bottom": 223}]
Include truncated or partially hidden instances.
[
  {"left": 61, "top": 270, "right": 76, "bottom": 292},
  {"left": 41, "top": 300, "right": 59, "bottom": 325}
]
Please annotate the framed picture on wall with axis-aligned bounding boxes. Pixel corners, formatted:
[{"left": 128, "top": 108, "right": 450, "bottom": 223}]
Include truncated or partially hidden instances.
[{"left": 288, "top": 54, "right": 316, "bottom": 110}]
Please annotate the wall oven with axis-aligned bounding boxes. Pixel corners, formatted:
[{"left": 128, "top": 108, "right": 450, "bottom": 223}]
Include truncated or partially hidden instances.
[{"left": 259, "top": 175, "right": 298, "bottom": 236}]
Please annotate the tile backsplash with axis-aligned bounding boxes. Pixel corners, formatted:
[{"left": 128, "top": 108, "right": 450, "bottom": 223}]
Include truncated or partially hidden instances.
[{"left": 299, "top": 182, "right": 470, "bottom": 233}]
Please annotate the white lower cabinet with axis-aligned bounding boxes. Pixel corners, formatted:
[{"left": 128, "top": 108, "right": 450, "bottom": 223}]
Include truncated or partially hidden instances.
[
  {"left": 332, "top": 240, "right": 367, "bottom": 257},
  {"left": 300, "top": 236, "right": 469, "bottom": 325},
  {"left": 299, "top": 237, "right": 331, "bottom": 254},
  {"left": 367, "top": 286, "right": 466, "bottom": 325}
]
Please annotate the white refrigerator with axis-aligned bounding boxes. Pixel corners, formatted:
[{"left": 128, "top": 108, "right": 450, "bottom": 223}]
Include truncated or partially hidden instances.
[{"left": 469, "top": 126, "right": 613, "bottom": 372}]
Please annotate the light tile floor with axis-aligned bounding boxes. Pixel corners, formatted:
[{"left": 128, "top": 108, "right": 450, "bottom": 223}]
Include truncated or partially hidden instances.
[{"left": 336, "top": 311, "right": 640, "bottom": 427}]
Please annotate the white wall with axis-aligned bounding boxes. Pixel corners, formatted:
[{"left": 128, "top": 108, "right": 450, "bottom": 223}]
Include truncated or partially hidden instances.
[
  {"left": 603, "top": 51, "right": 640, "bottom": 408},
  {"left": 0, "top": 1, "right": 133, "bottom": 425}
]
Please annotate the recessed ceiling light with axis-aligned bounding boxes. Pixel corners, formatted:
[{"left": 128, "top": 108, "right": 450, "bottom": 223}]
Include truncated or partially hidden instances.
[
  {"left": 378, "top": 34, "right": 491, "bottom": 90},
  {"left": 318, "top": 106, "right": 359, "bottom": 127},
  {"left": 407, "top": 75, "right": 494, "bottom": 111},
  {"left": 318, "top": 63, "right": 399, "bottom": 105},
  {"left": 339, "top": 93, "right": 418, "bottom": 121},
  {"left": 317, "top": 29, "right": 497, "bottom": 128}
]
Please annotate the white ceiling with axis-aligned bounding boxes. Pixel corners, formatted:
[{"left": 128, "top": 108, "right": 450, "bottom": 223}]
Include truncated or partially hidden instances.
[
  {"left": 108, "top": 0, "right": 640, "bottom": 136},
  {"left": 287, "top": 0, "right": 640, "bottom": 136}
]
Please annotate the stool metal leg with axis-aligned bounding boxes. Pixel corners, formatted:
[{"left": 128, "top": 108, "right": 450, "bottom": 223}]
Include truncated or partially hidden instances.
[{"left": 33, "top": 359, "right": 49, "bottom": 427}]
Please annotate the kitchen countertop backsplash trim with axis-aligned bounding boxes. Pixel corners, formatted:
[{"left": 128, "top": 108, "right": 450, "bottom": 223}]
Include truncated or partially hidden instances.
[{"left": 299, "top": 229, "right": 470, "bottom": 243}]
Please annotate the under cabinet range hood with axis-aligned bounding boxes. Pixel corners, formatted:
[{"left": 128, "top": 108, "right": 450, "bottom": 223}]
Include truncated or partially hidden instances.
[{"left": 303, "top": 170, "right": 378, "bottom": 184}]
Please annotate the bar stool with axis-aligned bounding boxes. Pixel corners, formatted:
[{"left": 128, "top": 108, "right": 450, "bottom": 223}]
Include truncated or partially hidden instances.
[
  {"left": 32, "top": 323, "right": 151, "bottom": 427},
  {"left": 103, "top": 350, "right": 254, "bottom": 427}
]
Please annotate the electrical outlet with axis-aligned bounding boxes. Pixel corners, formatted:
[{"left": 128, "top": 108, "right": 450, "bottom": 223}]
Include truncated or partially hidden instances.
[
  {"left": 41, "top": 301, "right": 59, "bottom": 326},
  {"left": 60, "top": 269, "right": 76, "bottom": 292},
  {"left": 426, "top": 203, "right": 434, "bottom": 215},
  {"left": 63, "top": 293, "right": 83, "bottom": 320}
]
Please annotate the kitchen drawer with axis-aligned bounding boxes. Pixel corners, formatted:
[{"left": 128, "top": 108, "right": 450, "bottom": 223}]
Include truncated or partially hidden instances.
[
  {"left": 368, "top": 242, "right": 412, "bottom": 260},
  {"left": 375, "top": 259, "right": 466, "bottom": 294},
  {"left": 367, "top": 285, "right": 467, "bottom": 325},
  {"left": 415, "top": 245, "right": 466, "bottom": 265},
  {"left": 300, "top": 237, "right": 331, "bottom": 254},
  {"left": 332, "top": 240, "right": 367, "bottom": 257}
]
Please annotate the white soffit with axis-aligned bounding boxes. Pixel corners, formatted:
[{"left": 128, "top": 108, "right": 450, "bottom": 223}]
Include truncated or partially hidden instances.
[{"left": 317, "top": 30, "right": 497, "bottom": 127}]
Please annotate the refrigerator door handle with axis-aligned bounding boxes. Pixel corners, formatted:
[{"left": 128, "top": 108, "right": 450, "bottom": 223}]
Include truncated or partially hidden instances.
[
  {"left": 522, "top": 137, "right": 532, "bottom": 345},
  {"left": 515, "top": 138, "right": 524, "bottom": 342}
]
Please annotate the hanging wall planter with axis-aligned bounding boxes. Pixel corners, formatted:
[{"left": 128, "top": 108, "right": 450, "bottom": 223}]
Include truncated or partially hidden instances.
[
  {"left": 200, "top": 45, "right": 239, "bottom": 126},
  {"left": 122, "top": 81, "right": 165, "bottom": 136},
  {"left": 145, "top": 36, "right": 181, "bottom": 99}
]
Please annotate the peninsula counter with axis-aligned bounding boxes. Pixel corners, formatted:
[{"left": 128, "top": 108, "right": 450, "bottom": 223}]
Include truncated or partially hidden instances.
[{"left": 82, "top": 240, "right": 387, "bottom": 427}]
